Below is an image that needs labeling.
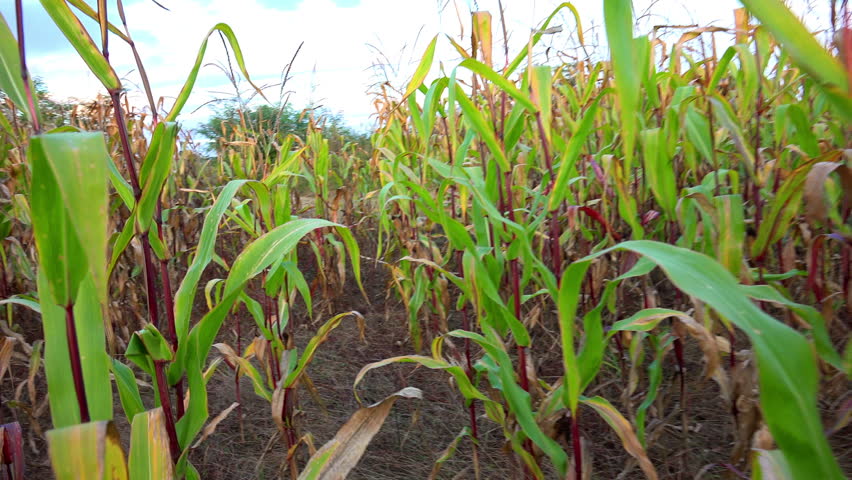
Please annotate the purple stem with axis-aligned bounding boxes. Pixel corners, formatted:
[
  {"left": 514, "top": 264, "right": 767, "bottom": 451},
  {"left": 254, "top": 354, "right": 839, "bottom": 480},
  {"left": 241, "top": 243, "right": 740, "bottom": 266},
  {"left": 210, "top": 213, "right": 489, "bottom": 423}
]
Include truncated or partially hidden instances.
[
  {"left": 572, "top": 411, "right": 582, "bottom": 480},
  {"left": 65, "top": 303, "right": 90, "bottom": 423},
  {"left": 14, "top": 0, "right": 40, "bottom": 134},
  {"left": 154, "top": 361, "right": 181, "bottom": 461}
]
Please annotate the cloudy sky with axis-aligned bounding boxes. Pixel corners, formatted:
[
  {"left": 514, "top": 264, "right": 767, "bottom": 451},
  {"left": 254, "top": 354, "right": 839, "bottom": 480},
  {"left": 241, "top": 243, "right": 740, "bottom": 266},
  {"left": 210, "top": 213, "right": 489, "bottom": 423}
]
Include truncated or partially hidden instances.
[{"left": 1, "top": 0, "right": 825, "bottom": 132}]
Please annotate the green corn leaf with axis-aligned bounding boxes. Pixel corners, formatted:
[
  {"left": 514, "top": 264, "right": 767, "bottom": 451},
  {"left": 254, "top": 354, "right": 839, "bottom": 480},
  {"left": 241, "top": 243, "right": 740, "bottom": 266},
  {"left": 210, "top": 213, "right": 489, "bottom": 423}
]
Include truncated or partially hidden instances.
[
  {"left": 39, "top": 0, "right": 121, "bottom": 91},
  {"left": 298, "top": 443, "right": 338, "bottom": 480},
  {"left": 175, "top": 339, "right": 205, "bottom": 450},
  {"left": 0, "top": 297, "right": 41, "bottom": 313},
  {"left": 38, "top": 271, "right": 113, "bottom": 428},
  {"left": 111, "top": 359, "right": 144, "bottom": 423},
  {"left": 284, "top": 311, "right": 364, "bottom": 388},
  {"left": 30, "top": 132, "right": 109, "bottom": 305},
  {"left": 173, "top": 180, "right": 252, "bottom": 344},
  {"left": 408, "top": 268, "right": 427, "bottom": 352},
  {"left": 420, "top": 78, "right": 449, "bottom": 144},
  {"left": 173, "top": 219, "right": 358, "bottom": 446},
  {"left": 531, "top": 66, "right": 553, "bottom": 145},
  {"left": 610, "top": 308, "right": 689, "bottom": 333},
  {"left": 570, "top": 240, "right": 843, "bottom": 479},
  {"left": 0, "top": 15, "right": 40, "bottom": 122},
  {"left": 212, "top": 344, "right": 270, "bottom": 401},
  {"left": 128, "top": 408, "right": 174, "bottom": 480},
  {"left": 577, "top": 259, "right": 654, "bottom": 390},
  {"left": 731, "top": 44, "right": 759, "bottom": 117},
  {"left": 510, "top": 431, "right": 546, "bottom": 479},
  {"left": 354, "top": 355, "right": 489, "bottom": 406},
  {"left": 65, "top": 0, "right": 130, "bottom": 43},
  {"left": 450, "top": 328, "right": 568, "bottom": 476},
  {"left": 738, "top": 0, "right": 847, "bottom": 92},
  {"left": 407, "top": 95, "right": 427, "bottom": 146},
  {"left": 750, "top": 160, "right": 813, "bottom": 259},
  {"left": 641, "top": 127, "right": 677, "bottom": 217},
  {"left": 779, "top": 104, "right": 820, "bottom": 158},
  {"left": 166, "top": 23, "right": 266, "bottom": 122},
  {"left": 708, "top": 47, "right": 737, "bottom": 93},
  {"left": 457, "top": 59, "right": 536, "bottom": 112},
  {"left": 429, "top": 427, "right": 472, "bottom": 478},
  {"left": 0, "top": 105, "right": 16, "bottom": 138},
  {"left": 402, "top": 35, "right": 438, "bottom": 103},
  {"left": 454, "top": 83, "right": 510, "bottom": 172},
  {"left": 714, "top": 195, "right": 745, "bottom": 276},
  {"left": 557, "top": 264, "right": 582, "bottom": 414},
  {"left": 505, "top": 2, "right": 584, "bottom": 77},
  {"left": 604, "top": 0, "right": 640, "bottom": 168},
  {"left": 280, "top": 261, "right": 313, "bottom": 317},
  {"left": 107, "top": 155, "right": 135, "bottom": 209},
  {"left": 108, "top": 210, "right": 137, "bottom": 277},
  {"left": 559, "top": 255, "right": 654, "bottom": 412},
  {"left": 741, "top": 284, "right": 845, "bottom": 373},
  {"left": 47, "top": 421, "right": 128, "bottom": 479},
  {"left": 549, "top": 93, "right": 602, "bottom": 210},
  {"left": 685, "top": 106, "right": 714, "bottom": 166},
  {"left": 243, "top": 179, "right": 274, "bottom": 232},
  {"left": 636, "top": 37, "right": 659, "bottom": 108},
  {"left": 502, "top": 101, "right": 527, "bottom": 152},
  {"left": 147, "top": 227, "right": 167, "bottom": 261},
  {"left": 127, "top": 324, "right": 173, "bottom": 366},
  {"left": 475, "top": 257, "right": 530, "bottom": 346},
  {"left": 238, "top": 292, "right": 276, "bottom": 343},
  {"left": 636, "top": 337, "right": 670, "bottom": 445},
  {"left": 710, "top": 94, "right": 756, "bottom": 178},
  {"left": 136, "top": 122, "right": 179, "bottom": 233}
]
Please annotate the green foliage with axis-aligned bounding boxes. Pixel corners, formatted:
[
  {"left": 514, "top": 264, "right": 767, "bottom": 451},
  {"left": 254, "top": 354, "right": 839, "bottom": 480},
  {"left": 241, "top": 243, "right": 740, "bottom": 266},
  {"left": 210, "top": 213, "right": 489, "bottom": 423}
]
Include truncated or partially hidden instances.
[
  {"left": 3, "top": 0, "right": 850, "bottom": 478},
  {"left": 198, "top": 102, "right": 369, "bottom": 156}
]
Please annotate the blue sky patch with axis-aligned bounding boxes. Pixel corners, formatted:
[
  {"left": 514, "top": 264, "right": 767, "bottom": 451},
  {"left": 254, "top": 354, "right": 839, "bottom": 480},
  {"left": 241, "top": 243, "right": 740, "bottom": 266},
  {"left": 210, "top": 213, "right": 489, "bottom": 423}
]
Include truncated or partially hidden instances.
[{"left": 256, "top": 0, "right": 305, "bottom": 10}]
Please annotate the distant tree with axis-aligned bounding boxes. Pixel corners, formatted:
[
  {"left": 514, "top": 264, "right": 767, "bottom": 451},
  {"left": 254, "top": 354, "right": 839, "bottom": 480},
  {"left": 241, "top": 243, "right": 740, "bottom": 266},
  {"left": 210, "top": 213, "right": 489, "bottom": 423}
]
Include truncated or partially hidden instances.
[
  {"left": 196, "top": 102, "right": 370, "bottom": 156},
  {"left": 0, "top": 78, "right": 74, "bottom": 130},
  {"left": 33, "top": 79, "right": 74, "bottom": 128}
]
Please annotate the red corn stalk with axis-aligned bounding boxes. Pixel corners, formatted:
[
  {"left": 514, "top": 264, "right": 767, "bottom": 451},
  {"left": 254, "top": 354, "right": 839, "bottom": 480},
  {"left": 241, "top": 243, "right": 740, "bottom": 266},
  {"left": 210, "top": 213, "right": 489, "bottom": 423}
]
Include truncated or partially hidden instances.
[
  {"left": 567, "top": 206, "right": 623, "bottom": 242},
  {"left": 809, "top": 233, "right": 852, "bottom": 304},
  {"left": 234, "top": 311, "right": 243, "bottom": 438},
  {"left": 14, "top": 0, "right": 40, "bottom": 134},
  {"left": 110, "top": 85, "right": 181, "bottom": 466},
  {"left": 456, "top": 232, "right": 481, "bottom": 477},
  {"left": 1, "top": 422, "right": 24, "bottom": 480},
  {"left": 64, "top": 303, "right": 90, "bottom": 423},
  {"left": 153, "top": 360, "right": 181, "bottom": 462},
  {"left": 571, "top": 411, "right": 582, "bottom": 480},
  {"left": 843, "top": 3, "right": 852, "bottom": 93},
  {"left": 808, "top": 234, "right": 828, "bottom": 303}
]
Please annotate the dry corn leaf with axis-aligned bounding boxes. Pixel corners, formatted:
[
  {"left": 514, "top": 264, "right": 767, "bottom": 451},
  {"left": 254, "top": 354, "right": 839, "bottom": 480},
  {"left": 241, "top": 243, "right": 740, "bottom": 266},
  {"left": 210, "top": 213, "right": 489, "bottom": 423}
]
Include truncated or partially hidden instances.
[
  {"left": 298, "top": 387, "right": 422, "bottom": 480},
  {"left": 0, "top": 337, "right": 16, "bottom": 383},
  {"left": 192, "top": 402, "right": 240, "bottom": 448},
  {"left": 804, "top": 161, "right": 852, "bottom": 227}
]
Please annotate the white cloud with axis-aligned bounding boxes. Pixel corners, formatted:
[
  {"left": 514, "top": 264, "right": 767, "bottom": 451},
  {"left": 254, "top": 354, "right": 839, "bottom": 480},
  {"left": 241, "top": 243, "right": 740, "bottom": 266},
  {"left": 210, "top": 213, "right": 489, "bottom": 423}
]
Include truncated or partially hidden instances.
[{"left": 13, "top": 0, "right": 830, "bottom": 132}]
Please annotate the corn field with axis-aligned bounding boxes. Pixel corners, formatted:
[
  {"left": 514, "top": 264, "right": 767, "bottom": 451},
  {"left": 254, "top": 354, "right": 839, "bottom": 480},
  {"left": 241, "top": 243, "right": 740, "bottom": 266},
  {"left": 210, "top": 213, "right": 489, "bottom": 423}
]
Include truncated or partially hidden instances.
[{"left": 0, "top": 0, "right": 850, "bottom": 479}]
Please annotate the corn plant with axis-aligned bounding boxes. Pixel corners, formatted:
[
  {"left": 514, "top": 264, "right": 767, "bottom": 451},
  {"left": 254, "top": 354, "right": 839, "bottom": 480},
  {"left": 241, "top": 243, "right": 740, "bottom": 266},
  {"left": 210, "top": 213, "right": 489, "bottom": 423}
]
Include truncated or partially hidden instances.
[
  {"left": 1, "top": 1, "right": 364, "bottom": 478},
  {"left": 0, "top": 0, "right": 849, "bottom": 478},
  {"left": 358, "top": 0, "right": 850, "bottom": 478}
]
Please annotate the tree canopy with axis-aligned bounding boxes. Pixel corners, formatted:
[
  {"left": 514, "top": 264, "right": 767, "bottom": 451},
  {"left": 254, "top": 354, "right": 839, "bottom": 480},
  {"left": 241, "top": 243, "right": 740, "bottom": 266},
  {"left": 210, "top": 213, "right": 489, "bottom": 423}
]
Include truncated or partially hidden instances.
[{"left": 196, "top": 102, "right": 370, "bottom": 155}]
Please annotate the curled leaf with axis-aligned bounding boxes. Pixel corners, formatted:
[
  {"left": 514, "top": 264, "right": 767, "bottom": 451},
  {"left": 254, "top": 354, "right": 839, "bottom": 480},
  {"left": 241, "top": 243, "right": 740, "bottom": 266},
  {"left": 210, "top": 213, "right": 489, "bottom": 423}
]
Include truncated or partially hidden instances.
[
  {"left": 298, "top": 387, "right": 422, "bottom": 480},
  {"left": 803, "top": 161, "right": 852, "bottom": 227},
  {"left": 581, "top": 396, "right": 658, "bottom": 480}
]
